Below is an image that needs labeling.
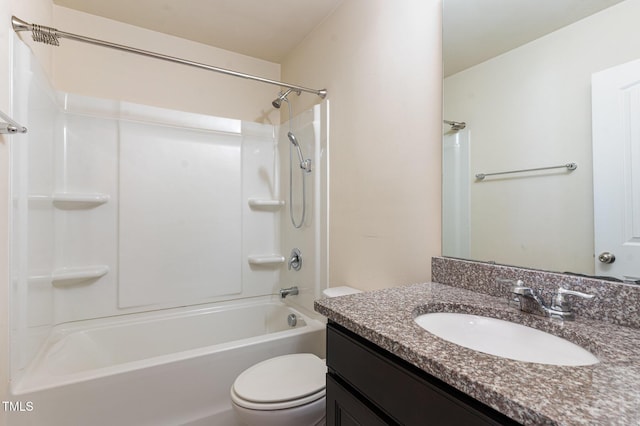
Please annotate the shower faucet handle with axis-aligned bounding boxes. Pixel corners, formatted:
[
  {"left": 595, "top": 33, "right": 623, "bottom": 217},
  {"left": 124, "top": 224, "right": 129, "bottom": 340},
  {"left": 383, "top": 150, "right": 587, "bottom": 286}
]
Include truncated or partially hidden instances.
[{"left": 288, "top": 248, "right": 302, "bottom": 271}]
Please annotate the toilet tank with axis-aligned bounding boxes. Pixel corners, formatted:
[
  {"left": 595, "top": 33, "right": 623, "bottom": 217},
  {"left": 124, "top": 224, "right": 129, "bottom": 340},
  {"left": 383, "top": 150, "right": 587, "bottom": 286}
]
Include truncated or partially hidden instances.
[{"left": 321, "top": 286, "right": 361, "bottom": 298}]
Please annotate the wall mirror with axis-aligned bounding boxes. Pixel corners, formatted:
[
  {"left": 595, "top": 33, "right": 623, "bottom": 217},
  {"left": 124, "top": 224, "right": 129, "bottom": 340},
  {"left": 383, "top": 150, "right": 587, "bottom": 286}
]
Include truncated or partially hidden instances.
[{"left": 442, "top": 0, "right": 640, "bottom": 282}]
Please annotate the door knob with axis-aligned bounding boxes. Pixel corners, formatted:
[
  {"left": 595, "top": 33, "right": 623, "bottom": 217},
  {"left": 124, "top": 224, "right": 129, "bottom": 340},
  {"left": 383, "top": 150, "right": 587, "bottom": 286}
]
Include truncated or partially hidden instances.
[{"left": 598, "top": 252, "right": 616, "bottom": 264}]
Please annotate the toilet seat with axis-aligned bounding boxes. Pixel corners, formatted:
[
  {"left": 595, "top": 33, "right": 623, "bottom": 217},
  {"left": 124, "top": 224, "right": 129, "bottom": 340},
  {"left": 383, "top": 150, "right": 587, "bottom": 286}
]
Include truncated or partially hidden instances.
[
  {"left": 231, "top": 387, "right": 325, "bottom": 411},
  {"left": 231, "top": 353, "right": 327, "bottom": 411}
]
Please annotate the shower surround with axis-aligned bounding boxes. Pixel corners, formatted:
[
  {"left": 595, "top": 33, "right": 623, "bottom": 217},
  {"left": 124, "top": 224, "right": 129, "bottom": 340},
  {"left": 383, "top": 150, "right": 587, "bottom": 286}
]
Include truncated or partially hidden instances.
[{"left": 9, "top": 37, "right": 328, "bottom": 425}]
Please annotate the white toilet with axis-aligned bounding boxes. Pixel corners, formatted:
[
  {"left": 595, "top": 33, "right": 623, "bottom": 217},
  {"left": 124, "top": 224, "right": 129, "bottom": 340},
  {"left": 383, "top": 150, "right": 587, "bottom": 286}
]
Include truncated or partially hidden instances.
[{"left": 230, "top": 286, "right": 361, "bottom": 426}]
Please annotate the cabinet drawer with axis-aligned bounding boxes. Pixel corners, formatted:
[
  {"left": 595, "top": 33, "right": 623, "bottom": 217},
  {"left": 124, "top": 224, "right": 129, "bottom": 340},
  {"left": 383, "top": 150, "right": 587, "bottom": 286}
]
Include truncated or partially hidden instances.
[{"left": 327, "top": 322, "right": 517, "bottom": 426}]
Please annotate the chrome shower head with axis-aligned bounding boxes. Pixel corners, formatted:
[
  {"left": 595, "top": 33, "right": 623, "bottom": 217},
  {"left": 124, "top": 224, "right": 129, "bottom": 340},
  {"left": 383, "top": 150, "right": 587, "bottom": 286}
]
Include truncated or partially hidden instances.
[
  {"left": 272, "top": 89, "right": 293, "bottom": 109},
  {"left": 272, "top": 88, "right": 301, "bottom": 109},
  {"left": 287, "top": 131, "right": 300, "bottom": 147}
]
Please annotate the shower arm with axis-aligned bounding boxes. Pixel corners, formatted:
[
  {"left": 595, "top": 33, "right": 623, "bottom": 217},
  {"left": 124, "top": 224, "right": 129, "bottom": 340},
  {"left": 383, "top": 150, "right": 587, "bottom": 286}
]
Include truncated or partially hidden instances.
[{"left": 11, "top": 16, "right": 328, "bottom": 99}]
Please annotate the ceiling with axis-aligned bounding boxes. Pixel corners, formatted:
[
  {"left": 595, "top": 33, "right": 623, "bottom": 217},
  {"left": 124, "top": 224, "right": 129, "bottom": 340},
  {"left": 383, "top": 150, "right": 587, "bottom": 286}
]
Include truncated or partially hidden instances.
[
  {"left": 444, "top": 0, "right": 626, "bottom": 76},
  {"left": 53, "top": 0, "right": 627, "bottom": 71},
  {"left": 52, "top": 0, "right": 345, "bottom": 63}
]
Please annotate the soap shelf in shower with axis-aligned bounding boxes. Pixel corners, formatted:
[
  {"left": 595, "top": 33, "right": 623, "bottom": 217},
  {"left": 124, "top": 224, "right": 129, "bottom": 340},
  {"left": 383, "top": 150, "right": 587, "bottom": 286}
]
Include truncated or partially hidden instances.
[
  {"left": 248, "top": 199, "right": 285, "bottom": 209},
  {"left": 247, "top": 255, "right": 285, "bottom": 266},
  {"left": 52, "top": 193, "right": 110, "bottom": 209},
  {"left": 52, "top": 265, "right": 109, "bottom": 287},
  {"left": 27, "top": 193, "right": 110, "bottom": 209}
]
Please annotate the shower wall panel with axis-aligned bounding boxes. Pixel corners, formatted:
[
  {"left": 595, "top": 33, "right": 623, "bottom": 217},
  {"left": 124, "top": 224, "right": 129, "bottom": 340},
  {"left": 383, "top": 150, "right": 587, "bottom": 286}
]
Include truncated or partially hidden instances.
[
  {"left": 279, "top": 102, "right": 329, "bottom": 314},
  {"left": 49, "top": 95, "right": 278, "bottom": 323},
  {"left": 11, "top": 36, "right": 328, "bottom": 387},
  {"left": 51, "top": 112, "right": 118, "bottom": 322},
  {"left": 118, "top": 121, "right": 242, "bottom": 308},
  {"left": 442, "top": 129, "right": 470, "bottom": 259},
  {"left": 241, "top": 121, "right": 282, "bottom": 296},
  {"left": 11, "top": 37, "right": 57, "bottom": 379},
  {"left": 11, "top": 38, "right": 283, "bottom": 372}
]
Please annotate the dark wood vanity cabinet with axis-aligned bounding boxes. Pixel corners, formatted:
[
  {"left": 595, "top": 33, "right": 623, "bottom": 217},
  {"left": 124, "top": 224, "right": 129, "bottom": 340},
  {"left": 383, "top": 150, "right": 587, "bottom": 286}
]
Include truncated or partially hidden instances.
[{"left": 326, "top": 322, "right": 520, "bottom": 426}]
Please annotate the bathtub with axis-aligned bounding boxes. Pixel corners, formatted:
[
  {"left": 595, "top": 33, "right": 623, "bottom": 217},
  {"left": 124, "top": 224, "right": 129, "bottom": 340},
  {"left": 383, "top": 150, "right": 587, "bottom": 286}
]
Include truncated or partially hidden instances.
[{"left": 9, "top": 297, "right": 326, "bottom": 426}]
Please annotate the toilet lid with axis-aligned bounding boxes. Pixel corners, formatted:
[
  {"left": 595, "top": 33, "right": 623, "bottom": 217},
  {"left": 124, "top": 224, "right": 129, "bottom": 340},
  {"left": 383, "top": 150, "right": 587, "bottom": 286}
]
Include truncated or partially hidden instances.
[{"left": 232, "top": 353, "right": 326, "bottom": 404}]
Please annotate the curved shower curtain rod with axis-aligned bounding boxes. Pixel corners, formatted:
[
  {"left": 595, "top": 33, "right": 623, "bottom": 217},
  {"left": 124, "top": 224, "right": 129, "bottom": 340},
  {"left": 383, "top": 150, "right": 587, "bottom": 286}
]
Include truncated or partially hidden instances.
[{"left": 11, "top": 16, "right": 328, "bottom": 99}]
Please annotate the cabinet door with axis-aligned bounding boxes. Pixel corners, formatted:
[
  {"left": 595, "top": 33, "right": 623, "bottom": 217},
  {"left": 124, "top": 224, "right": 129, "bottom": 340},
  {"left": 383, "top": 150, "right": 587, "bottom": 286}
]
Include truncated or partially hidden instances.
[{"left": 326, "top": 375, "right": 390, "bottom": 426}]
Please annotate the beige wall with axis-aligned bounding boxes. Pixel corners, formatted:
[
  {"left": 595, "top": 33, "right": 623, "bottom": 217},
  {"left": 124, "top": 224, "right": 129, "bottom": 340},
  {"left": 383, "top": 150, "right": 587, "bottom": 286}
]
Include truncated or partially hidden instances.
[
  {"left": 282, "top": 0, "right": 443, "bottom": 291},
  {"left": 444, "top": 0, "right": 640, "bottom": 275},
  {"left": 53, "top": 6, "right": 281, "bottom": 123}
]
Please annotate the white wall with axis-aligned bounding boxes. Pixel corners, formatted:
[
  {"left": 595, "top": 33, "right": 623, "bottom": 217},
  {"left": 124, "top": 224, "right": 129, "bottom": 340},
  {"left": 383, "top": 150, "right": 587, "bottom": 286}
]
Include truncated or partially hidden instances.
[
  {"left": 282, "top": 0, "right": 443, "bottom": 291},
  {"left": 444, "top": 0, "right": 640, "bottom": 274}
]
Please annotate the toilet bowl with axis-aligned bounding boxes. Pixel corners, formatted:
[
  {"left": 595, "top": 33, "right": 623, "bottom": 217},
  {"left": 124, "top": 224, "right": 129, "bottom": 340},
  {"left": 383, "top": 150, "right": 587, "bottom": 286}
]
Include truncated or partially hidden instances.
[
  {"left": 231, "top": 353, "right": 327, "bottom": 426},
  {"left": 230, "top": 286, "right": 361, "bottom": 426}
]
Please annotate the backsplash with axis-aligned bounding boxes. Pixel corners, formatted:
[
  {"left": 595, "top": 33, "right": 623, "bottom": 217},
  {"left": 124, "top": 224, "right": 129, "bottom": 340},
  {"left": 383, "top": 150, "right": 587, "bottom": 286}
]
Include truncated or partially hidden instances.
[{"left": 431, "top": 257, "right": 640, "bottom": 329}]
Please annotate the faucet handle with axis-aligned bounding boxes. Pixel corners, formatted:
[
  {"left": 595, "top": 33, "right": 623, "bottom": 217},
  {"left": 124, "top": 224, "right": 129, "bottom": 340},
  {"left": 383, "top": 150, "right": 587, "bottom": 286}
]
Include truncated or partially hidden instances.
[
  {"left": 496, "top": 278, "right": 525, "bottom": 289},
  {"left": 496, "top": 278, "right": 526, "bottom": 308},
  {"left": 551, "top": 288, "right": 594, "bottom": 312},
  {"left": 557, "top": 288, "right": 594, "bottom": 299},
  {"left": 288, "top": 248, "right": 302, "bottom": 271}
]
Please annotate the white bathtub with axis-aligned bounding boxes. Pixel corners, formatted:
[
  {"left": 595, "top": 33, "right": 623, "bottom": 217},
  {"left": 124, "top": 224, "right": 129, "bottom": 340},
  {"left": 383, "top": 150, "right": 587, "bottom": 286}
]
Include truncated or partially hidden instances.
[{"left": 9, "top": 297, "right": 326, "bottom": 426}]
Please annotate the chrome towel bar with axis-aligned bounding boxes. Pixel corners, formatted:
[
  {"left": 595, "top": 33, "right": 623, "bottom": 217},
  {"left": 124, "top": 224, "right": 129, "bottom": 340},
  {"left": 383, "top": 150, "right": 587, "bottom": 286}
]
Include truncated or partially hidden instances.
[{"left": 475, "top": 162, "right": 577, "bottom": 180}]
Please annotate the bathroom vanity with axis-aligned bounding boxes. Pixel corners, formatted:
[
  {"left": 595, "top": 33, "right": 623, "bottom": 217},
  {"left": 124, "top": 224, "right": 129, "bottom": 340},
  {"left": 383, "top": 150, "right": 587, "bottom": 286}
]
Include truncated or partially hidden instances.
[
  {"left": 326, "top": 321, "right": 517, "bottom": 425},
  {"left": 315, "top": 258, "right": 640, "bottom": 425}
]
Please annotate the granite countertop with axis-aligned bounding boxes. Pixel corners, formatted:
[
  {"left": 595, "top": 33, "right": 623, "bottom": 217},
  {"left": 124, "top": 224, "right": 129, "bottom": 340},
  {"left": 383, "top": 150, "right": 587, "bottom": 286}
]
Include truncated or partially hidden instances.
[{"left": 314, "top": 282, "right": 640, "bottom": 425}]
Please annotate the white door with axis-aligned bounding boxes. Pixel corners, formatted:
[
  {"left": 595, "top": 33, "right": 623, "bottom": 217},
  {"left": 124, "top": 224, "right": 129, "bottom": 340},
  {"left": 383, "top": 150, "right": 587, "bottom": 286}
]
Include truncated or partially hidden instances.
[{"left": 592, "top": 59, "right": 640, "bottom": 282}]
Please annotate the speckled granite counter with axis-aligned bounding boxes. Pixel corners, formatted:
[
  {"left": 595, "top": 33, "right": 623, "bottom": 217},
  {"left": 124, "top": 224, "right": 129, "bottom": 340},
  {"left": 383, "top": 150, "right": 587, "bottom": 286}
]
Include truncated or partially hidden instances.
[{"left": 315, "top": 282, "right": 640, "bottom": 425}]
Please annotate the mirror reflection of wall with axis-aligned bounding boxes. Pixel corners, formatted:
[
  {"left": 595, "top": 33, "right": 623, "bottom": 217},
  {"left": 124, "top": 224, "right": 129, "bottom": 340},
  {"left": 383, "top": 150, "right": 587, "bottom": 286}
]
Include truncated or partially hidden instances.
[{"left": 442, "top": 0, "right": 640, "bottom": 278}]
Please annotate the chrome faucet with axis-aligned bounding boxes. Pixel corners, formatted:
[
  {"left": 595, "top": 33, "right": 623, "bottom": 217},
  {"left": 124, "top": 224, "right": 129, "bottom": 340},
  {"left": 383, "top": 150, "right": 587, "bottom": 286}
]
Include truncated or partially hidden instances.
[
  {"left": 507, "top": 280, "right": 594, "bottom": 321},
  {"left": 288, "top": 248, "right": 302, "bottom": 271},
  {"left": 279, "top": 286, "right": 299, "bottom": 299}
]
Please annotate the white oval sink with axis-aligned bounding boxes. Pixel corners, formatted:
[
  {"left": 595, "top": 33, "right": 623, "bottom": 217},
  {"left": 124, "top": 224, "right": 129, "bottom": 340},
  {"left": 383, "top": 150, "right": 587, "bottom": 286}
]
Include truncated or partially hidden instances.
[{"left": 415, "top": 312, "right": 599, "bottom": 366}]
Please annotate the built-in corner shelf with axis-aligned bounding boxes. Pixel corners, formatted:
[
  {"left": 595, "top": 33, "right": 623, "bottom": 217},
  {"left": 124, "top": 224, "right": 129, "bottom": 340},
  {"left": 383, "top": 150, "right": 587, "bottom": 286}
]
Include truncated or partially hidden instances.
[
  {"left": 52, "top": 193, "right": 110, "bottom": 209},
  {"left": 52, "top": 265, "right": 109, "bottom": 287},
  {"left": 248, "top": 198, "right": 284, "bottom": 210},
  {"left": 247, "top": 255, "right": 285, "bottom": 266}
]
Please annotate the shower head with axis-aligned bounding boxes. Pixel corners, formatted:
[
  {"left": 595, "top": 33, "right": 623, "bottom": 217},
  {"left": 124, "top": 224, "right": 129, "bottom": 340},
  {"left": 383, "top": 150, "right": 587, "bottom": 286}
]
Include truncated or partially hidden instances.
[
  {"left": 287, "top": 131, "right": 300, "bottom": 147},
  {"left": 272, "top": 89, "right": 293, "bottom": 109},
  {"left": 272, "top": 88, "right": 301, "bottom": 109}
]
